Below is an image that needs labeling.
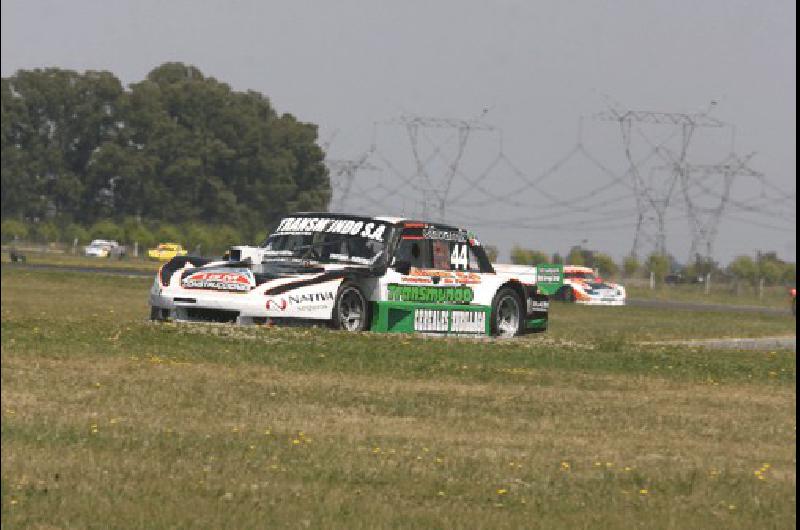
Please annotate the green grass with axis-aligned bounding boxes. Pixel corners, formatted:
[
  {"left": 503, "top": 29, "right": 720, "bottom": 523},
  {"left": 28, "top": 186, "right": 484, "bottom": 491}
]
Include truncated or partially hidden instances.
[
  {"left": 625, "top": 281, "right": 793, "bottom": 310},
  {"left": 1, "top": 268, "right": 796, "bottom": 529}
]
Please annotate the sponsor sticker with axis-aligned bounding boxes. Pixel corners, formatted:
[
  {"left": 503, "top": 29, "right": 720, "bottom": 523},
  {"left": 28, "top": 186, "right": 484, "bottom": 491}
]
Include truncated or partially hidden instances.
[
  {"left": 266, "top": 291, "right": 334, "bottom": 311},
  {"left": 450, "top": 311, "right": 485, "bottom": 333},
  {"left": 388, "top": 284, "right": 474, "bottom": 304},
  {"left": 413, "top": 309, "right": 485, "bottom": 334},
  {"left": 537, "top": 266, "right": 562, "bottom": 284},
  {"left": 275, "top": 217, "right": 387, "bottom": 241},
  {"left": 413, "top": 309, "right": 449, "bottom": 332},
  {"left": 265, "top": 298, "right": 288, "bottom": 311},
  {"left": 422, "top": 226, "right": 468, "bottom": 242},
  {"left": 182, "top": 269, "right": 255, "bottom": 292},
  {"left": 527, "top": 299, "right": 549, "bottom": 313}
]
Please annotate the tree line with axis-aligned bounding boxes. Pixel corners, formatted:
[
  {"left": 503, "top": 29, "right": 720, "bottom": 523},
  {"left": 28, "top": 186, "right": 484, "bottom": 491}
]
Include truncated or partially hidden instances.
[
  {"left": 505, "top": 244, "right": 795, "bottom": 287},
  {"left": 1, "top": 63, "right": 330, "bottom": 240}
]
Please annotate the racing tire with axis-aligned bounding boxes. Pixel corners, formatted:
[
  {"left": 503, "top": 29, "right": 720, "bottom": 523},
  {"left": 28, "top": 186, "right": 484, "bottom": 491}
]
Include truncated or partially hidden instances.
[
  {"left": 490, "top": 288, "right": 524, "bottom": 338},
  {"left": 332, "top": 283, "right": 370, "bottom": 332},
  {"left": 557, "top": 286, "right": 576, "bottom": 303}
]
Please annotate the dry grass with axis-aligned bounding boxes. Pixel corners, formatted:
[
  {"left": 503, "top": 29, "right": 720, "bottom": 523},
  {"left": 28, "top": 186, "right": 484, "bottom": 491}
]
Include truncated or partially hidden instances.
[{"left": 1, "top": 268, "right": 796, "bottom": 529}]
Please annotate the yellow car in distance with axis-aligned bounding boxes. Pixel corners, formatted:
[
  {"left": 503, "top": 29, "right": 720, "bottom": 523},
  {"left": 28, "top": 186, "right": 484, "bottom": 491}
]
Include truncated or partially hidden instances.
[{"left": 147, "top": 242, "right": 188, "bottom": 261}]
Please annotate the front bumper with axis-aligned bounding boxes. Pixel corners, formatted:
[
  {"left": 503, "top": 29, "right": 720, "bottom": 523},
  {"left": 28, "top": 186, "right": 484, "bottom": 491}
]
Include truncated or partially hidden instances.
[{"left": 576, "top": 298, "right": 626, "bottom": 306}]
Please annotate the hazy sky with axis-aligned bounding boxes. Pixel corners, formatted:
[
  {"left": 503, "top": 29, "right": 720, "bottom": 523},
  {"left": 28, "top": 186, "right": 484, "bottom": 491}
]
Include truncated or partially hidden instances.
[{"left": 2, "top": 0, "right": 795, "bottom": 262}]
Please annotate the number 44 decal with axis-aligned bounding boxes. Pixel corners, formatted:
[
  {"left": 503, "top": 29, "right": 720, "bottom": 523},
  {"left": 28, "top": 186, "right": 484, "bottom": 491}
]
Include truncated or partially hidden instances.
[{"left": 451, "top": 244, "right": 468, "bottom": 270}]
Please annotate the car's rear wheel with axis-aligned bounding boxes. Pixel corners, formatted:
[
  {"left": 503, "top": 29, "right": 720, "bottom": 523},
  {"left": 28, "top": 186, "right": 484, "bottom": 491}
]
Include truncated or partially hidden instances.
[
  {"left": 491, "top": 288, "right": 523, "bottom": 338},
  {"left": 333, "top": 283, "right": 370, "bottom": 332}
]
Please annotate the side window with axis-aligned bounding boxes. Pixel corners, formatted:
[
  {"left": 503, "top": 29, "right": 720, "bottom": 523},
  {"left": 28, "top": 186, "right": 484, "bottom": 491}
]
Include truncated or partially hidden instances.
[
  {"left": 432, "top": 240, "right": 450, "bottom": 270},
  {"left": 394, "top": 238, "right": 433, "bottom": 268}
]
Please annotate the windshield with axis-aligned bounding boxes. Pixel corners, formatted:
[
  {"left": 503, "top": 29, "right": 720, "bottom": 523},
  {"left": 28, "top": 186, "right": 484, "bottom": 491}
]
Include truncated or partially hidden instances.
[
  {"left": 262, "top": 216, "right": 392, "bottom": 266},
  {"left": 565, "top": 271, "right": 595, "bottom": 280}
]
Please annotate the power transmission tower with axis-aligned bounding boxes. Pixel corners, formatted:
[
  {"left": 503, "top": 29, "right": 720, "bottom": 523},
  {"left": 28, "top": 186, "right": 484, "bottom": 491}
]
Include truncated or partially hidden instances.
[
  {"left": 384, "top": 114, "right": 495, "bottom": 221},
  {"left": 678, "top": 152, "right": 763, "bottom": 261},
  {"left": 595, "top": 106, "right": 725, "bottom": 258},
  {"left": 325, "top": 150, "right": 379, "bottom": 212}
]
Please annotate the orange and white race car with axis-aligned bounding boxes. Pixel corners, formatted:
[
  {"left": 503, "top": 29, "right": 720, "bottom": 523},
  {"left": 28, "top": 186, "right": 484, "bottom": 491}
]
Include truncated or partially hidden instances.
[{"left": 554, "top": 265, "right": 626, "bottom": 306}]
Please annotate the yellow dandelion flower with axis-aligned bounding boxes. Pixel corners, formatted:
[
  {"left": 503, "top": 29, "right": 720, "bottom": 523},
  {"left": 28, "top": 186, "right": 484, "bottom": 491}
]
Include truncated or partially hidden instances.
[
  {"left": 639, "top": 489, "right": 649, "bottom": 495},
  {"left": 762, "top": 463, "right": 771, "bottom": 469},
  {"left": 757, "top": 475, "right": 766, "bottom": 481},
  {"left": 292, "top": 439, "right": 301, "bottom": 445},
  {"left": 497, "top": 488, "right": 508, "bottom": 495},
  {"left": 372, "top": 447, "right": 381, "bottom": 454},
  {"left": 438, "top": 491, "right": 446, "bottom": 496}
]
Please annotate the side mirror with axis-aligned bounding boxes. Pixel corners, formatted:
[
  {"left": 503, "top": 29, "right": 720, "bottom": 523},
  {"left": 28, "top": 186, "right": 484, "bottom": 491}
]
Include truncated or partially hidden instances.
[{"left": 393, "top": 260, "right": 411, "bottom": 275}]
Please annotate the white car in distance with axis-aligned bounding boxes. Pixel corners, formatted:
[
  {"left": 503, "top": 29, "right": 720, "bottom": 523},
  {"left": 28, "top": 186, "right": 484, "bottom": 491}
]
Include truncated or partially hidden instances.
[{"left": 84, "top": 239, "right": 120, "bottom": 258}]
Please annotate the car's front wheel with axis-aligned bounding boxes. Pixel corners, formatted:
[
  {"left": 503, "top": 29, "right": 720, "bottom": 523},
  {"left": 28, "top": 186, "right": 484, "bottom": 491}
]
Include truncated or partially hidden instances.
[
  {"left": 491, "top": 288, "right": 524, "bottom": 338},
  {"left": 333, "top": 283, "right": 370, "bottom": 332}
]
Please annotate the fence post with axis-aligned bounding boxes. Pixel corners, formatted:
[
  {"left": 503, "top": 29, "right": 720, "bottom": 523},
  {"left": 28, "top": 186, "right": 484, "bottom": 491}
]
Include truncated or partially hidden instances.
[
  {"left": 758, "top": 277, "right": 765, "bottom": 300},
  {"left": 649, "top": 271, "right": 655, "bottom": 290},
  {"left": 73, "top": 238, "right": 78, "bottom": 255},
  {"left": 134, "top": 241, "right": 139, "bottom": 258},
  {"left": 704, "top": 272, "right": 711, "bottom": 295}
]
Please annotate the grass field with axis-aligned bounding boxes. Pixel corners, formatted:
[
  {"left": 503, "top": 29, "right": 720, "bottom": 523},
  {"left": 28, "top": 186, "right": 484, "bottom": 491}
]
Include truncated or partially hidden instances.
[
  {"left": 625, "top": 282, "right": 792, "bottom": 310},
  {"left": 1, "top": 268, "right": 796, "bottom": 529}
]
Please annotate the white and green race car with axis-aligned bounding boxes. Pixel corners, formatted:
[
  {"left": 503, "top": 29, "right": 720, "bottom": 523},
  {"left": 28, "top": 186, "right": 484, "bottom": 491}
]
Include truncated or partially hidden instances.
[{"left": 149, "top": 213, "right": 563, "bottom": 337}]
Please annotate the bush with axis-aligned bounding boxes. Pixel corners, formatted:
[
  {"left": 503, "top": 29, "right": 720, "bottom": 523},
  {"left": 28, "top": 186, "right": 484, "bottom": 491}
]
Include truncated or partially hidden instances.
[
  {"left": 209, "top": 225, "right": 242, "bottom": 255},
  {"left": 183, "top": 223, "right": 215, "bottom": 256},
  {"left": 510, "top": 246, "right": 549, "bottom": 265},
  {"left": 645, "top": 253, "right": 670, "bottom": 284},
  {"left": 623, "top": 255, "right": 640, "bottom": 278},
  {"left": 33, "top": 221, "right": 61, "bottom": 243},
  {"left": 62, "top": 224, "right": 90, "bottom": 246},
  {"left": 1, "top": 219, "right": 29, "bottom": 242},
  {"left": 593, "top": 253, "right": 619, "bottom": 278},
  {"left": 122, "top": 219, "right": 156, "bottom": 250},
  {"left": 155, "top": 224, "right": 183, "bottom": 245},
  {"left": 566, "top": 246, "right": 586, "bottom": 266},
  {"left": 90, "top": 220, "right": 125, "bottom": 242}
]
